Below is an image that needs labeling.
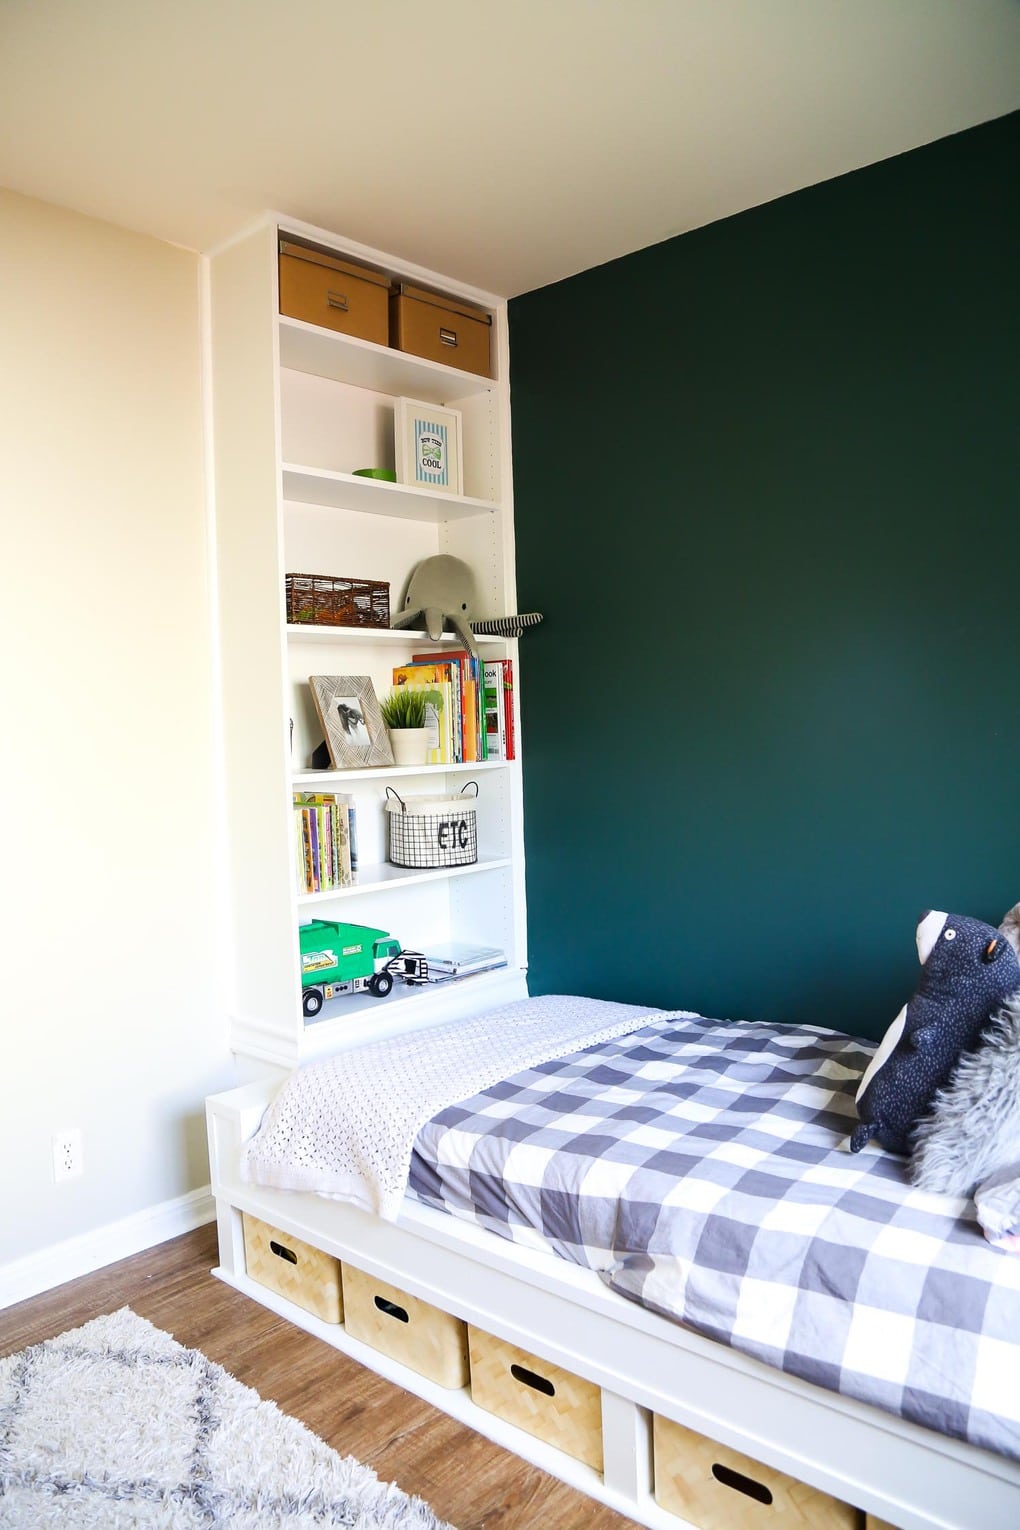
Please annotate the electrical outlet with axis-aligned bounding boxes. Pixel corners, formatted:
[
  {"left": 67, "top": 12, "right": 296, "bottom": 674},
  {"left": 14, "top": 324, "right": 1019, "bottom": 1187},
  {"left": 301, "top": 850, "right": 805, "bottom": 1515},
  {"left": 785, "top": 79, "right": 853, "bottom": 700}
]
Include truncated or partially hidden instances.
[{"left": 52, "top": 1130, "right": 83, "bottom": 1182}]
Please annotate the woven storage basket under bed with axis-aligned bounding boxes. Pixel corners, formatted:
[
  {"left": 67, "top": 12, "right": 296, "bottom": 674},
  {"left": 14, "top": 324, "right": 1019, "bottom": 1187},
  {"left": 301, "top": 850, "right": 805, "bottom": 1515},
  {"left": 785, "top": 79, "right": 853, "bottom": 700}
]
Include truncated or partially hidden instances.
[
  {"left": 241, "top": 1212, "right": 343, "bottom": 1324},
  {"left": 467, "top": 1327, "right": 603, "bottom": 1471},
  {"left": 652, "top": 1414, "right": 858, "bottom": 1529},
  {"left": 384, "top": 782, "right": 478, "bottom": 868},
  {"left": 341, "top": 1265, "right": 469, "bottom": 1389}
]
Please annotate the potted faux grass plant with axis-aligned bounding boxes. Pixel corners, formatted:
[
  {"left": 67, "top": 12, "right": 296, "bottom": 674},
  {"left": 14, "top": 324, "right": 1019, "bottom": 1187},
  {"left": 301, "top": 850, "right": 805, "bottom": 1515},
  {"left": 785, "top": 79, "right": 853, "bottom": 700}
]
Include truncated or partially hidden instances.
[{"left": 380, "top": 685, "right": 432, "bottom": 766}]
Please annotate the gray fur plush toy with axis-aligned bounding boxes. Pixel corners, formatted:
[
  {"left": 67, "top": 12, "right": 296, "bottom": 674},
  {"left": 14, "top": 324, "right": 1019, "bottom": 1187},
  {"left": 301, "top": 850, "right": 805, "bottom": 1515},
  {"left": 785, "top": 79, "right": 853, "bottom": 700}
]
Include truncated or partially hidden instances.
[
  {"left": 911, "top": 992, "right": 1020, "bottom": 1195},
  {"left": 850, "top": 910, "right": 1020, "bottom": 1157},
  {"left": 999, "top": 900, "right": 1020, "bottom": 957}
]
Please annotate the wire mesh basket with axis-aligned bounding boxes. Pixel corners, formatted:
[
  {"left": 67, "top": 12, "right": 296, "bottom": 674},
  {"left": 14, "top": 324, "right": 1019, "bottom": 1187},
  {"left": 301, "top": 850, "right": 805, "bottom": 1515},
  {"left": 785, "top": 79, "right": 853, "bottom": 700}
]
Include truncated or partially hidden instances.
[{"left": 384, "top": 782, "right": 479, "bottom": 868}]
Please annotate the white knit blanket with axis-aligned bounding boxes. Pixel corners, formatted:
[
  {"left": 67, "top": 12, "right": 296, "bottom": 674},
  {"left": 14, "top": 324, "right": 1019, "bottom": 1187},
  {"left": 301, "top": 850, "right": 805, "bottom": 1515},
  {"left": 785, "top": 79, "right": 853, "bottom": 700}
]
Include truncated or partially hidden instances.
[{"left": 241, "top": 994, "right": 665, "bottom": 1219}]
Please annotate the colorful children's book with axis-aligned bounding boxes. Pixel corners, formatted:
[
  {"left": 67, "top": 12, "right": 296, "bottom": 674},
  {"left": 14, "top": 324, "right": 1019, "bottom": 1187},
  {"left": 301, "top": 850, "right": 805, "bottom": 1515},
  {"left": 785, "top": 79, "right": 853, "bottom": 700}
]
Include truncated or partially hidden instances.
[
  {"left": 293, "top": 793, "right": 353, "bottom": 891},
  {"left": 480, "top": 659, "right": 515, "bottom": 761},
  {"left": 501, "top": 658, "right": 516, "bottom": 760},
  {"left": 338, "top": 792, "right": 358, "bottom": 877},
  {"left": 482, "top": 660, "right": 505, "bottom": 760},
  {"left": 403, "top": 658, "right": 462, "bottom": 760},
  {"left": 295, "top": 804, "right": 314, "bottom": 893},
  {"left": 391, "top": 666, "right": 454, "bottom": 763},
  {"left": 412, "top": 648, "right": 484, "bottom": 762}
]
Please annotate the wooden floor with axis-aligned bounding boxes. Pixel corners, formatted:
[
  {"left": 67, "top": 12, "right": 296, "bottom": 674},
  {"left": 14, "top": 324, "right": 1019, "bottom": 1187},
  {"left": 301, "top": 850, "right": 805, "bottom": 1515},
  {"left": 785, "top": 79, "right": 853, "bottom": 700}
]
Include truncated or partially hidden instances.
[{"left": 0, "top": 1224, "right": 640, "bottom": 1529}]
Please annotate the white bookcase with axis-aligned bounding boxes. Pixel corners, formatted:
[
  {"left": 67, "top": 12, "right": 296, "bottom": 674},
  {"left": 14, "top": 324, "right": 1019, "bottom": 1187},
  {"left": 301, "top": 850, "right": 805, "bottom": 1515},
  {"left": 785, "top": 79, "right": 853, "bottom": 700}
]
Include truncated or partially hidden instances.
[{"left": 206, "top": 213, "right": 529, "bottom": 1069}]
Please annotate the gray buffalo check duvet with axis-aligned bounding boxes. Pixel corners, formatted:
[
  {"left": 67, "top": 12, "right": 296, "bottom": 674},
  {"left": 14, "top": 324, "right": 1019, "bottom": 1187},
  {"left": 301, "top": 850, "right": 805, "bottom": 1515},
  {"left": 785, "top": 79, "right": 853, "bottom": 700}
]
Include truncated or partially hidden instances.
[{"left": 407, "top": 1012, "right": 1020, "bottom": 1460}]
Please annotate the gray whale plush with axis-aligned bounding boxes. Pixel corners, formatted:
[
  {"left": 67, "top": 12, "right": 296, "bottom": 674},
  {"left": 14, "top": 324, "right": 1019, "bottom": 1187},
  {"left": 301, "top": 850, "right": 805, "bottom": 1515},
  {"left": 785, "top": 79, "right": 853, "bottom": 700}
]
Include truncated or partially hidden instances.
[
  {"left": 390, "top": 555, "right": 544, "bottom": 656},
  {"left": 390, "top": 554, "right": 481, "bottom": 656},
  {"left": 850, "top": 910, "right": 1020, "bottom": 1156}
]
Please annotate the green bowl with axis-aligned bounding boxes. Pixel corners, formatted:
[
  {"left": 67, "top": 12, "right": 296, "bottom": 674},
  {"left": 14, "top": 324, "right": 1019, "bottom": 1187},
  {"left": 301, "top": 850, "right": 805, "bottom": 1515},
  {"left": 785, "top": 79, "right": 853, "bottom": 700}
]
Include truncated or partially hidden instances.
[{"left": 353, "top": 467, "right": 397, "bottom": 482}]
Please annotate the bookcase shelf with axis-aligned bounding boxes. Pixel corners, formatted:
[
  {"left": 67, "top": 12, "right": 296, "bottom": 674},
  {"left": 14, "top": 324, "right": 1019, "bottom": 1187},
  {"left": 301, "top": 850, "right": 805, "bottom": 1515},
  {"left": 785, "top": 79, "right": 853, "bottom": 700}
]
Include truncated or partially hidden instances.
[
  {"left": 285, "top": 627, "right": 506, "bottom": 647},
  {"left": 292, "top": 759, "right": 510, "bottom": 786},
  {"left": 278, "top": 314, "right": 496, "bottom": 402},
  {"left": 208, "top": 212, "right": 529, "bottom": 1068},
  {"left": 295, "top": 856, "right": 514, "bottom": 905},
  {"left": 282, "top": 463, "right": 499, "bottom": 521}
]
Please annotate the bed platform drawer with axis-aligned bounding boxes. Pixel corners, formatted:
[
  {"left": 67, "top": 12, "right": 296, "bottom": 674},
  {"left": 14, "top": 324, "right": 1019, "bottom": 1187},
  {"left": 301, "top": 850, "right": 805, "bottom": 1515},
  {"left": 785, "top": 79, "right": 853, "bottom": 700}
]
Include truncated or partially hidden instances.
[
  {"left": 467, "top": 1327, "right": 603, "bottom": 1472},
  {"left": 241, "top": 1213, "right": 343, "bottom": 1325},
  {"left": 652, "top": 1415, "right": 859, "bottom": 1530},
  {"left": 341, "top": 1265, "right": 469, "bottom": 1389}
]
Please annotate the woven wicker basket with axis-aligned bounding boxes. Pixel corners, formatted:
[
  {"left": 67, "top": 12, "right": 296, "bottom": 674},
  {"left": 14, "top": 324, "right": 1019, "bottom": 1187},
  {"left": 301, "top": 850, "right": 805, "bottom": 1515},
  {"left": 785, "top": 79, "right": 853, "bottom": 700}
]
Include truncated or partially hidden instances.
[
  {"left": 341, "top": 1265, "right": 469, "bottom": 1389},
  {"left": 652, "top": 1414, "right": 858, "bottom": 1530},
  {"left": 285, "top": 572, "right": 389, "bottom": 628},
  {"left": 468, "top": 1327, "right": 603, "bottom": 1471},
  {"left": 241, "top": 1213, "right": 343, "bottom": 1324}
]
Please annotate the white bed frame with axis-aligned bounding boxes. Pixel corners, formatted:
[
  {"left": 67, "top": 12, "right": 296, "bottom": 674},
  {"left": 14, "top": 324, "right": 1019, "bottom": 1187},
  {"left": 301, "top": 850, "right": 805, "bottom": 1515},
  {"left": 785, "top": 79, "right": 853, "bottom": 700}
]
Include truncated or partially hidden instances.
[{"left": 207, "top": 1080, "right": 1020, "bottom": 1530}]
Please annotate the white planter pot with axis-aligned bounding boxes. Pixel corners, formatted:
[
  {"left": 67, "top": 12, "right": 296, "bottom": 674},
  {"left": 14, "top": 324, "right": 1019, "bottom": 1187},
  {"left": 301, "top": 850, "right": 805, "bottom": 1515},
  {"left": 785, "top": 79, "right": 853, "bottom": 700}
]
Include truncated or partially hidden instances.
[{"left": 388, "top": 727, "right": 431, "bottom": 766}]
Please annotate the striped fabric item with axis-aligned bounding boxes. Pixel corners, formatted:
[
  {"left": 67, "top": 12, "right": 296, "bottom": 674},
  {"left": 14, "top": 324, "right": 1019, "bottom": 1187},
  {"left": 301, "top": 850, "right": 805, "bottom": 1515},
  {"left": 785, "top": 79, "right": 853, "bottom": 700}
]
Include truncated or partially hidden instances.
[{"left": 470, "top": 613, "right": 543, "bottom": 637}]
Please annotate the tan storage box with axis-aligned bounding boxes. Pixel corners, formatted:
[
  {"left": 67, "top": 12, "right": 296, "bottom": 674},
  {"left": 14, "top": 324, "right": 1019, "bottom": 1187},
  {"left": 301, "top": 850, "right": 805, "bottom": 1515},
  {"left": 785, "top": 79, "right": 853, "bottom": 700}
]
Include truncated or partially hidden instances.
[
  {"left": 341, "top": 1265, "right": 469, "bottom": 1389},
  {"left": 468, "top": 1327, "right": 603, "bottom": 1472},
  {"left": 652, "top": 1415, "right": 858, "bottom": 1530},
  {"left": 279, "top": 238, "right": 390, "bottom": 344},
  {"left": 241, "top": 1212, "right": 343, "bottom": 1324},
  {"left": 390, "top": 281, "right": 492, "bottom": 377}
]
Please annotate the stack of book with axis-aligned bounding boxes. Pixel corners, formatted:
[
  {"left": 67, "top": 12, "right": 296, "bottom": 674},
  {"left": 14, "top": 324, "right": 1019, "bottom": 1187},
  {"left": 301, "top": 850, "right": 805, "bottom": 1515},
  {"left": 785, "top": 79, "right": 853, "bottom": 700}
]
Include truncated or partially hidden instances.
[
  {"left": 390, "top": 652, "right": 515, "bottom": 765},
  {"left": 293, "top": 792, "right": 357, "bottom": 894},
  {"left": 423, "top": 942, "right": 508, "bottom": 981}
]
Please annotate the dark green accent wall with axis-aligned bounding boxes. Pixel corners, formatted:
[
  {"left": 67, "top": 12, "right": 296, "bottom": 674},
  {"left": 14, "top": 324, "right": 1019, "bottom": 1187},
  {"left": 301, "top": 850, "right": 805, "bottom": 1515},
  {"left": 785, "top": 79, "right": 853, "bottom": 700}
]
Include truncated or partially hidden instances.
[{"left": 508, "top": 112, "right": 1020, "bottom": 1040}]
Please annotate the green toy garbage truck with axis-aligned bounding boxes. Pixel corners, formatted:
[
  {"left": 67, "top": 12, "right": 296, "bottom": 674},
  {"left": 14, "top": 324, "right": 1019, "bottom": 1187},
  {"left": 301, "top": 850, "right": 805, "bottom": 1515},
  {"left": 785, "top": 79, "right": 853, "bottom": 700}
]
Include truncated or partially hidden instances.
[{"left": 299, "top": 919, "right": 427, "bottom": 1017}]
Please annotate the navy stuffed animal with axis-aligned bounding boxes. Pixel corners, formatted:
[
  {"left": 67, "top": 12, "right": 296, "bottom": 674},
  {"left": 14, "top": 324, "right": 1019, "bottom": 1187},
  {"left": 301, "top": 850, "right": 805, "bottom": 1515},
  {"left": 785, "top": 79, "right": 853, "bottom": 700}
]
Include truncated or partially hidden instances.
[{"left": 850, "top": 910, "right": 1020, "bottom": 1156}]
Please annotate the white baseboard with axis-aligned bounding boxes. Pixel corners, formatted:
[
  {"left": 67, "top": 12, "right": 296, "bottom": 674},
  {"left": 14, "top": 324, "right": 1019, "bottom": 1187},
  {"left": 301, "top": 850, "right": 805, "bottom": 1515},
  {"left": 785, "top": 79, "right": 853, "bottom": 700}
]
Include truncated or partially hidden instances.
[{"left": 0, "top": 1185, "right": 216, "bottom": 1310}]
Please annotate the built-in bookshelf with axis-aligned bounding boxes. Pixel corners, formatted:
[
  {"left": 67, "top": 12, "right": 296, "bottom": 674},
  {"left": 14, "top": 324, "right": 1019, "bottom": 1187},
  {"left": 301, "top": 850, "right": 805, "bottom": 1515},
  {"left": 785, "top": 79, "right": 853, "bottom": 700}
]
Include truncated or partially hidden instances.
[{"left": 206, "top": 213, "right": 529, "bottom": 1068}]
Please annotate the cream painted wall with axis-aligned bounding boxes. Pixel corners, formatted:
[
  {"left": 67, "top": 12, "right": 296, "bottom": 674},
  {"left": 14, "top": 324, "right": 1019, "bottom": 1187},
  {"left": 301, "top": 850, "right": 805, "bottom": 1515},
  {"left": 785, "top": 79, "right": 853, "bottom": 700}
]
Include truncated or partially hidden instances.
[{"left": 0, "top": 190, "right": 233, "bottom": 1268}]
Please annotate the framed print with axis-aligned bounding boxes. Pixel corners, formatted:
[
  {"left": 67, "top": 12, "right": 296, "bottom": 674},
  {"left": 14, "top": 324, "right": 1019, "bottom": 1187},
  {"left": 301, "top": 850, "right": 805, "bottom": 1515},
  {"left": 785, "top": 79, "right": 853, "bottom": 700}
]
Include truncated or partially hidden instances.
[
  {"left": 309, "top": 675, "right": 394, "bottom": 769},
  {"left": 394, "top": 397, "right": 464, "bottom": 496}
]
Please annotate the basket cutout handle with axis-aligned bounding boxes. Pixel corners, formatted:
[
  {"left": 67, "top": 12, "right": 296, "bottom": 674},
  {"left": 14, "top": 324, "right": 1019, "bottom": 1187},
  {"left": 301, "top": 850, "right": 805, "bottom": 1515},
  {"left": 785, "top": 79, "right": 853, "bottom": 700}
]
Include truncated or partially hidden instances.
[
  {"left": 510, "top": 1362, "right": 555, "bottom": 1397},
  {"left": 710, "top": 1463, "right": 773, "bottom": 1505},
  {"left": 269, "top": 1239, "right": 298, "bottom": 1266},
  {"left": 373, "top": 1294, "right": 410, "bottom": 1324}
]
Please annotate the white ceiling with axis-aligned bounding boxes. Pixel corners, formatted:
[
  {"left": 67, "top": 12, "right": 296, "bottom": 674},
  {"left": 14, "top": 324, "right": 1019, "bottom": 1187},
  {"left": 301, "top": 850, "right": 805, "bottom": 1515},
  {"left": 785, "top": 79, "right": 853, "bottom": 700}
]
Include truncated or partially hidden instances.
[{"left": 1, "top": 0, "right": 1017, "bottom": 297}]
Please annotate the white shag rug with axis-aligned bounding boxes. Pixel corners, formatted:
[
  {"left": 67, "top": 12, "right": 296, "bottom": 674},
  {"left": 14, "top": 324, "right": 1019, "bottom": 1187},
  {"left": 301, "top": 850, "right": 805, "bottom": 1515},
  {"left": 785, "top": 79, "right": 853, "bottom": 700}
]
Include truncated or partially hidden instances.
[{"left": 0, "top": 1307, "right": 454, "bottom": 1528}]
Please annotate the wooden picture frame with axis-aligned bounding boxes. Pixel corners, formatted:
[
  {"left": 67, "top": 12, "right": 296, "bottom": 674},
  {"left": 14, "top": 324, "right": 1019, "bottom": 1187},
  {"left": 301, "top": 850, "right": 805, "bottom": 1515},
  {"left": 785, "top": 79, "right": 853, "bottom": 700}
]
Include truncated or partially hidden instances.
[
  {"left": 309, "top": 675, "right": 394, "bottom": 769},
  {"left": 394, "top": 397, "right": 464, "bottom": 496}
]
